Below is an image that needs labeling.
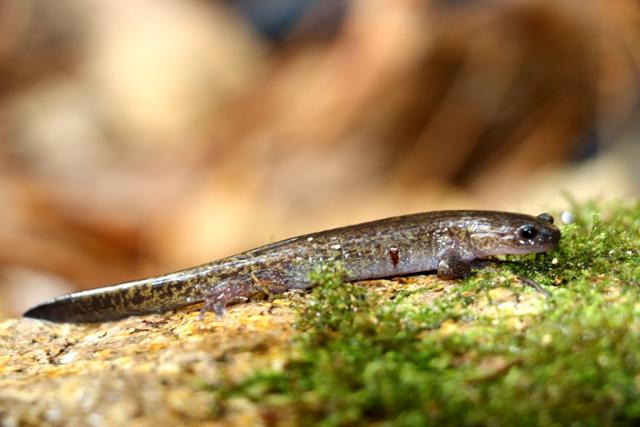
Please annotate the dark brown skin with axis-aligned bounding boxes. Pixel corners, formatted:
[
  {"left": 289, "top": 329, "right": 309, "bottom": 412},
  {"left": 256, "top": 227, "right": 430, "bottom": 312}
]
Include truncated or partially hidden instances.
[{"left": 23, "top": 210, "right": 561, "bottom": 323}]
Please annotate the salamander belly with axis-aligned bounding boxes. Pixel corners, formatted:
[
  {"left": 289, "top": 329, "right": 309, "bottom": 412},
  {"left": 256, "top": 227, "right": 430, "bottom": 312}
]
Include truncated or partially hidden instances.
[{"left": 344, "top": 248, "right": 440, "bottom": 281}]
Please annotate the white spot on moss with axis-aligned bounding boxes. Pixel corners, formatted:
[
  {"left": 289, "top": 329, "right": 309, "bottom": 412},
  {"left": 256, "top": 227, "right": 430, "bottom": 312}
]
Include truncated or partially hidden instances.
[{"left": 561, "top": 211, "right": 574, "bottom": 224}]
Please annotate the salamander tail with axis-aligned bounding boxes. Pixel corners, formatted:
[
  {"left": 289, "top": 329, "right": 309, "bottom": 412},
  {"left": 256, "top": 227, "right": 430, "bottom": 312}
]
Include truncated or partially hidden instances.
[{"left": 23, "top": 273, "right": 207, "bottom": 323}]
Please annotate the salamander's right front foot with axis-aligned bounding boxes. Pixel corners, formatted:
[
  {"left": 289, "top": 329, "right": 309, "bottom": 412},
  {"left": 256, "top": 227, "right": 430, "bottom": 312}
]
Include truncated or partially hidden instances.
[{"left": 436, "top": 251, "right": 471, "bottom": 280}]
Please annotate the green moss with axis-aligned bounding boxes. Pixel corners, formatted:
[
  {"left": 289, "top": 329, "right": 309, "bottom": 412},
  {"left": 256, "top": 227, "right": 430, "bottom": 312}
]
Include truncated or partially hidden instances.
[{"left": 217, "top": 201, "right": 640, "bottom": 425}]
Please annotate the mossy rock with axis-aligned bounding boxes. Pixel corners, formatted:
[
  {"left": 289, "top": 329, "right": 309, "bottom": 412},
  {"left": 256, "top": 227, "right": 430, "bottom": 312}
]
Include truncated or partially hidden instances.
[{"left": 2, "top": 201, "right": 640, "bottom": 426}]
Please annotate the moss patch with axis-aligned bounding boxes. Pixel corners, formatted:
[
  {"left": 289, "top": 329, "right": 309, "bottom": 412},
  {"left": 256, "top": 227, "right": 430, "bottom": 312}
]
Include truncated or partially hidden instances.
[{"left": 215, "top": 201, "right": 640, "bottom": 426}]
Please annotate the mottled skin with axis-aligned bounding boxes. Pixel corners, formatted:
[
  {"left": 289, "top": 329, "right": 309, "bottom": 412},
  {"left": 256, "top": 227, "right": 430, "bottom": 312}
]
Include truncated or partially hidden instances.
[{"left": 23, "top": 211, "right": 560, "bottom": 323}]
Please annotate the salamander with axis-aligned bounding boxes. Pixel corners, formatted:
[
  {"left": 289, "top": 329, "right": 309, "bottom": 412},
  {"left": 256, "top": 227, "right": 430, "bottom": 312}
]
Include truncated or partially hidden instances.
[{"left": 23, "top": 210, "right": 561, "bottom": 323}]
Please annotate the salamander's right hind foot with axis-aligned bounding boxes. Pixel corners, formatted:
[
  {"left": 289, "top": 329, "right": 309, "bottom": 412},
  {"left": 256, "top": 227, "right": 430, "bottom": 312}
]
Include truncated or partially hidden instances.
[
  {"left": 199, "top": 270, "right": 296, "bottom": 318},
  {"left": 199, "top": 279, "right": 265, "bottom": 319}
]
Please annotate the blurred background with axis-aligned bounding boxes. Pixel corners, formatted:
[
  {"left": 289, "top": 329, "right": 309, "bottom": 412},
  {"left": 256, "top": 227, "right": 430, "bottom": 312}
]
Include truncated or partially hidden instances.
[{"left": 0, "top": 0, "right": 638, "bottom": 318}]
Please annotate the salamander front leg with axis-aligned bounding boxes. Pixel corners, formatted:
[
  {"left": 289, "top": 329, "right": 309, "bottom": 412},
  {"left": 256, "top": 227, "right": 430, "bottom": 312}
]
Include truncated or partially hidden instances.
[{"left": 436, "top": 251, "right": 471, "bottom": 280}]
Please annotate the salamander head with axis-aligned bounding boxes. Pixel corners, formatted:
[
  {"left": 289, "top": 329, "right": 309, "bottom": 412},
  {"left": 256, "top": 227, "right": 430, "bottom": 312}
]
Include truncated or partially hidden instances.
[{"left": 469, "top": 212, "right": 561, "bottom": 257}]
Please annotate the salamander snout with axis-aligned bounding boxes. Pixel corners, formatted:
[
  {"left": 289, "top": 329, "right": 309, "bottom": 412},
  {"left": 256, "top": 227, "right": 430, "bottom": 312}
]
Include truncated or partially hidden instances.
[{"left": 517, "top": 223, "right": 560, "bottom": 245}]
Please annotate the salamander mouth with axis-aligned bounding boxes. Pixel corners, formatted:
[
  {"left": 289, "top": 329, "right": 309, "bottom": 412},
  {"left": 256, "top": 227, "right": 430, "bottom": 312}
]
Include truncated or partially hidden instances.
[{"left": 513, "top": 243, "right": 555, "bottom": 254}]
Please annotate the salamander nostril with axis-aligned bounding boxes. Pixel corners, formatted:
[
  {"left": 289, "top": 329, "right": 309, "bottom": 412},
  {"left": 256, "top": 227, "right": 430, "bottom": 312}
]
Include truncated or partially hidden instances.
[{"left": 536, "top": 213, "right": 554, "bottom": 224}]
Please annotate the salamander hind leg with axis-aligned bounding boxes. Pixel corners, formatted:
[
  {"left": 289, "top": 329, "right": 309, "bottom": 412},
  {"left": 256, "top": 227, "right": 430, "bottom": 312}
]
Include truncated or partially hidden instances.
[
  {"left": 436, "top": 250, "right": 471, "bottom": 280},
  {"left": 201, "top": 280, "right": 255, "bottom": 318},
  {"left": 201, "top": 272, "right": 289, "bottom": 318}
]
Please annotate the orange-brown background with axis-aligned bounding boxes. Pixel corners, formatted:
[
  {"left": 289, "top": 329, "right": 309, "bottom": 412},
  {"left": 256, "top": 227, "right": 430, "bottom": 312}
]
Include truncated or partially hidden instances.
[{"left": 0, "top": 0, "right": 638, "bottom": 317}]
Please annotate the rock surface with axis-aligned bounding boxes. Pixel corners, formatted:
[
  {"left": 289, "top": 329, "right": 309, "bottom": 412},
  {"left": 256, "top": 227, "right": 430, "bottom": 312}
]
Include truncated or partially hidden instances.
[
  {"left": 0, "top": 275, "right": 548, "bottom": 426},
  {"left": 0, "top": 297, "right": 301, "bottom": 426}
]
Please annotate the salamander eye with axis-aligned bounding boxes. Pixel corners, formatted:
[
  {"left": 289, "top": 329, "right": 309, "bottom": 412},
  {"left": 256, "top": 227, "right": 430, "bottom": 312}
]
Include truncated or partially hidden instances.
[{"left": 518, "top": 224, "right": 537, "bottom": 240}]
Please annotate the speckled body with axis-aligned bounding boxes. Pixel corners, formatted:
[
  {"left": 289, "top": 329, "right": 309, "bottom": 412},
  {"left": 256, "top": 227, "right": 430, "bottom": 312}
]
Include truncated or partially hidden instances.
[{"left": 24, "top": 210, "right": 560, "bottom": 322}]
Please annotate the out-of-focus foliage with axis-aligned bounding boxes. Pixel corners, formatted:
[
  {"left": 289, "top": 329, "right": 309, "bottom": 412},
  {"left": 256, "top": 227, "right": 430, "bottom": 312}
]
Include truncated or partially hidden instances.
[{"left": 0, "top": 0, "right": 638, "bottom": 316}]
